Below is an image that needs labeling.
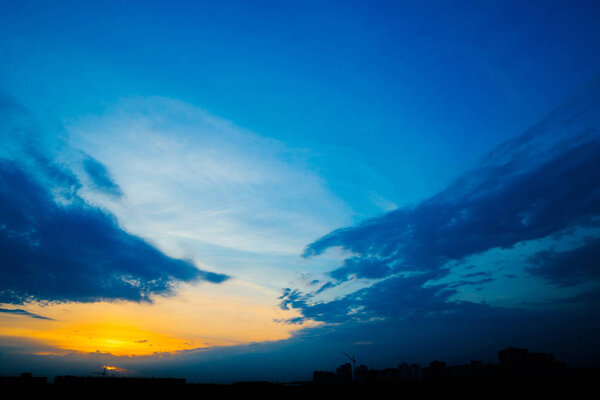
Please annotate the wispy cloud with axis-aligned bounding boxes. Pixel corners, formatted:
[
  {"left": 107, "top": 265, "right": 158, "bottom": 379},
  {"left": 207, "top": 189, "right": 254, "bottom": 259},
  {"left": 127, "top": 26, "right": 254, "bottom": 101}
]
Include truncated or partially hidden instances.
[
  {"left": 0, "top": 308, "right": 53, "bottom": 320},
  {"left": 67, "top": 96, "right": 352, "bottom": 261}
]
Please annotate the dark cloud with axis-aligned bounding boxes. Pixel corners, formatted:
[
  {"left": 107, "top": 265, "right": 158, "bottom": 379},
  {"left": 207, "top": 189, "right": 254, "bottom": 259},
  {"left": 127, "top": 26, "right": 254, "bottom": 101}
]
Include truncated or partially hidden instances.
[
  {"left": 304, "top": 79, "right": 600, "bottom": 286},
  {"left": 305, "top": 138, "right": 600, "bottom": 283},
  {"left": 519, "top": 286, "right": 600, "bottom": 306},
  {"left": 283, "top": 78, "right": 600, "bottom": 342},
  {"left": 279, "top": 273, "right": 460, "bottom": 325},
  {"left": 0, "top": 160, "right": 229, "bottom": 304},
  {"left": 287, "top": 134, "right": 600, "bottom": 323},
  {"left": 0, "top": 308, "right": 53, "bottom": 320},
  {"left": 550, "top": 286, "right": 600, "bottom": 305},
  {"left": 330, "top": 257, "right": 391, "bottom": 281},
  {"left": 527, "top": 237, "right": 600, "bottom": 286},
  {"left": 273, "top": 317, "right": 304, "bottom": 325},
  {"left": 314, "top": 281, "right": 336, "bottom": 294},
  {"left": 278, "top": 288, "right": 309, "bottom": 312},
  {"left": 83, "top": 156, "right": 123, "bottom": 197},
  {"left": 0, "top": 99, "right": 229, "bottom": 305}
]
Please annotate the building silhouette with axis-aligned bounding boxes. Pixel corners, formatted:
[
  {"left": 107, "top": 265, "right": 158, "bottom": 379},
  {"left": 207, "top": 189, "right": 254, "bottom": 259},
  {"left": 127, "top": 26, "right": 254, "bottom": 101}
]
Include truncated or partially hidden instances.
[
  {"left": 313, "top": 347, "right": 568, "bottom": 385},
  {"left": 0, "top": 372, "right": 48, "bottom": 390},
  {"left": 498, "top": 347, "right": 566, "bottom": 379},
  {"left": 335, "top": 363, "right": 353, "bottom": 384}
]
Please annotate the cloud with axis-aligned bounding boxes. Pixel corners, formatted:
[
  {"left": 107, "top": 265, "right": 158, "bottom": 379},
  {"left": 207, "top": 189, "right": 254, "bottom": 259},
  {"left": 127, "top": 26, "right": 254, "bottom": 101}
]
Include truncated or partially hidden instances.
[
  {"left": 66, "top": 96, "right": 351, "bottom": 259},
  {"left": 83, "top": 156, "right": 123, "bottom": 197},
  {"left": 305, "top": 139, "right": 600, "bottom": 282},
  {"left": 520, "top": 286, "right": 600, "bottom": 306},
  {"left": 286, "top": 77, "right": 600, "bottom": 329},
  {"left": 330, "top": 257, "right": 392, "bottom": 282},
  {"left": 314, "top": 281, "right": 336, "bottom": 295},
  {"left": 0, "top": 308, "right": 53, "bottom": 320},
  {"left": 280, "top": 273, "right": 472, "bottom": 325},
  {"left": 304, "top": 77, "right": 600, "bottom": 281},
  {"left": 0, "top": 96, "right": 229, "bottom": 304},
  {"left": 527, "top": 237, "right": 600, "bottom": 287},
  {"left": 0, "top": 159, "right": 229, "bottom": 304}
]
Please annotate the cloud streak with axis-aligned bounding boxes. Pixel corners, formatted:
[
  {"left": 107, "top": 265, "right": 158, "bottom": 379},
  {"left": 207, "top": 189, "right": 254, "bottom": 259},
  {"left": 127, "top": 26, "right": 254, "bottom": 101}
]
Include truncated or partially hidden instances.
[{"left": 0, "top": 308, "right": 53, "bottom": 320}]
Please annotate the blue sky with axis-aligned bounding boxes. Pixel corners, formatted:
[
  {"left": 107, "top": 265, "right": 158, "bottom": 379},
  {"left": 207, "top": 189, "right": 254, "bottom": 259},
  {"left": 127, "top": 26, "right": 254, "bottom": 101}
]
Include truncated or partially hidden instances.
[
  {"left": 4, "top": 0, "right": 600, "bottom": 214},
  {"left": 1, "top": 0, "right": 600, "bottom": 382}
]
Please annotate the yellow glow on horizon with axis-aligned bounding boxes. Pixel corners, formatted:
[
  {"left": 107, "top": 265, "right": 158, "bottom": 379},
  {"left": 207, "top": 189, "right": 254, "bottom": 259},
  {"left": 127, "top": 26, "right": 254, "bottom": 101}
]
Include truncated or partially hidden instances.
[
  {"left": 0, "top": 280, "right": 315, "bottom": 357},
  {"left": 1, "top": 321, "right": 205, "bottom": 356},
  {"left": 103, "top": 366, "right": 126, "bottom": 372},
  {"left": 34, "top": 323, "right": 202, "bottom": 356}
]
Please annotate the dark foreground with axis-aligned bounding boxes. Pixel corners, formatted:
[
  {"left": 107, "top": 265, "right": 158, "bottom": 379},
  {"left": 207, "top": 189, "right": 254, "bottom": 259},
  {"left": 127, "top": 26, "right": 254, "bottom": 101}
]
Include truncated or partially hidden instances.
[
  {"left": 3, "top": 347, "right": 599, "bottom": 396},
  {"left": 2, "top": 373, "right": 600, "bottom": 397}
]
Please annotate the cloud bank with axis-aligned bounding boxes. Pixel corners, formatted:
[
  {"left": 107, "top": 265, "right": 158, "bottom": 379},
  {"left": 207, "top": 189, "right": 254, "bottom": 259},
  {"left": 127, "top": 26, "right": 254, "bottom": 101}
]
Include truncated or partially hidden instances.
[{"left": 285, "top": 77, "right": 600, "bottom": 328}]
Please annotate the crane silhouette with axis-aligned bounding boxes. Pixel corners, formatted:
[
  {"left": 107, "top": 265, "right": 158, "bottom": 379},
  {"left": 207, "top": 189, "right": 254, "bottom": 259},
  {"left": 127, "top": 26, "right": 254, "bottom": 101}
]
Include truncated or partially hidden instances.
[{"left": 343, "top": 352, "right": 357, "bottom": 382}]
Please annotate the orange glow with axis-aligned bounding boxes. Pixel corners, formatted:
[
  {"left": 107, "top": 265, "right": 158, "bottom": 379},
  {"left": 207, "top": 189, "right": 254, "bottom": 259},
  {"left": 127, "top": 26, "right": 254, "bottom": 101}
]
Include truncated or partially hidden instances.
[
  {"left": 104, "top": 366, "right": 126, "bottom": 372},
  {"left": 0, "top": 280, "right": 316, "bottom": 357},
  {"left": 23, "top": 322, "right": 204, "bottom": 356}
]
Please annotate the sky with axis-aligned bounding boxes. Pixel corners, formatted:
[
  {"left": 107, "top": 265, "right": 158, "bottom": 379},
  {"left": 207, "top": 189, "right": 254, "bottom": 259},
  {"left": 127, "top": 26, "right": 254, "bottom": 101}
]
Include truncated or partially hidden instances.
[{"left": 1, "top": 0, "right": 600, "bottom": 383}]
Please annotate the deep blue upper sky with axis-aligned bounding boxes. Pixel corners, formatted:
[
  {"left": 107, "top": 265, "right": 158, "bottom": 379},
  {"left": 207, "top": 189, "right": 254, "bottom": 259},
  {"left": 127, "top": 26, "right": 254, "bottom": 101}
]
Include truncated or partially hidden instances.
[
  {"left": 3, "top": 0, "right": 600, "bottom": 214},
  {"left": 1, "top": 0, "right": 600, "bottom": 382}
]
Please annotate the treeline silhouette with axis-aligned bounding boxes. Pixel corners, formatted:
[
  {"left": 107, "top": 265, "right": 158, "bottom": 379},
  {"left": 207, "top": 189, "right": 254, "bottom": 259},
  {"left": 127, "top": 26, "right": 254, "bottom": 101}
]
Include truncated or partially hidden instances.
[{"left": 1, "top": 347, "right": 599, "bottom": 395}]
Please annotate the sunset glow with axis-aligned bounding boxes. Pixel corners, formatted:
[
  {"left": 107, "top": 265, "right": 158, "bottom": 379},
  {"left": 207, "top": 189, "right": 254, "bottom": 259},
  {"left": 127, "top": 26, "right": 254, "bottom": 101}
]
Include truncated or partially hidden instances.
[{"left": 0, "top": 283, "right": 309, "bottom": 356}]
